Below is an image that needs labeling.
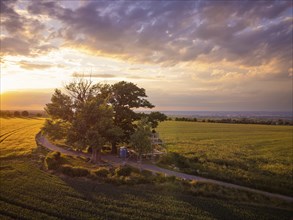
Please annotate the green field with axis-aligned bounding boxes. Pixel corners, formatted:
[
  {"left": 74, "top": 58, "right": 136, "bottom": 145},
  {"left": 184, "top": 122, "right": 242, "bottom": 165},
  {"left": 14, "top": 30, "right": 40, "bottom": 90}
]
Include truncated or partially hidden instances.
[
  {"left": 0, "top": 118, "right": 293, "bottom": 219},
  {"left": 157, "top": 121, "right": 293, "bottom": 196}
]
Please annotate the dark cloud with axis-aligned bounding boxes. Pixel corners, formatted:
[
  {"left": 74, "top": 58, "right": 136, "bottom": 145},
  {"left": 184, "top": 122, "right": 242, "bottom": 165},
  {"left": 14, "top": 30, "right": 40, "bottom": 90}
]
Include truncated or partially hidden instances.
[
  {"left": 0, "top": 0, "right": 55, "bottom": 56},
  {"left": 1, "top": 0, "right": 292, "bottom": 89},
  {"left": 24, "top": 0, "right": 292, "bottom": 72},
  {"left": 195, "top": 7, "right": 292, "bottom": 68},
  {"left": 0, "top": 37, "right": 30, "bottom": 56},
  {"left": 0, "top": 0, "right": 22, "bottom": 34}
]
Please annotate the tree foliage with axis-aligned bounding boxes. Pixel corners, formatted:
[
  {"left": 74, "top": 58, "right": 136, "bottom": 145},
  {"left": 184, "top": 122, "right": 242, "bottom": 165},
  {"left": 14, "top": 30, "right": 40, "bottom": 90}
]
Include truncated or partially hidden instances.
[
  {"left": 43, "top": 78, "right": 122, "bottom": 163},
  {"left": 21, "top": 111, "right": 29, "bottom": 117},
  {"left": 43, "top": 78, "right": 161, "bottom": 161},
  {"left": 45, "top": 89, "right": 73, "bottom": 122},
  {"left": 140, "top": 111, "right": 168, "bottom": 128},
  {"left": 101, "top": 81, "right": 154, "bottom": 153},
  {"left": 130, "top": 118, "right": 152, "bottom": 163},
  {"left": 14, "top": 111, "right": 20, "bottom": 117}
]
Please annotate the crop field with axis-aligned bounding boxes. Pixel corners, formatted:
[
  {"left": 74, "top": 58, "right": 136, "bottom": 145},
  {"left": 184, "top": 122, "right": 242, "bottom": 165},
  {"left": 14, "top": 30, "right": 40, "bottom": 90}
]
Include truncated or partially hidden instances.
[
  {"left": 0, "top": 118, "right": 292, "bottom": 219},
  {"left": 157, "top": 121, "right": 293, "bottom": 196},
  {"left": 0, "top": 118, "right": 45, "bottom": 159}
]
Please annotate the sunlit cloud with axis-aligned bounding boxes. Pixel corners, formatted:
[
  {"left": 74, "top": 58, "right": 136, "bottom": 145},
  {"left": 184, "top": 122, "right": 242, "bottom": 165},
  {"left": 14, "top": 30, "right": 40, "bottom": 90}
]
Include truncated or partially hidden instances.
[
  {"left": 0, "top": 0, "right": 292, "bottom": 111},
  {"left": 18, "top": 61, "right": 53, "bottom": 70}
]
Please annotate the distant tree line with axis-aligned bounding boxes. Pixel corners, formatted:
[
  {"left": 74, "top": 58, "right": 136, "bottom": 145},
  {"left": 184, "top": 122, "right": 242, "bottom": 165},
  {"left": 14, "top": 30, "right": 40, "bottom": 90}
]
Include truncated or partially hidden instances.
[
  {"left": 174, "top": 117, "right": 197, "bottom": 122},
  {"left": 171, "top": 117, "right": 292, "bottom": 126},
  {"left": 0, "top": 110, "right": 42, "bottom": 118},
  {"left": 204, "top": 118, "right": 292, "bottom": 125}
]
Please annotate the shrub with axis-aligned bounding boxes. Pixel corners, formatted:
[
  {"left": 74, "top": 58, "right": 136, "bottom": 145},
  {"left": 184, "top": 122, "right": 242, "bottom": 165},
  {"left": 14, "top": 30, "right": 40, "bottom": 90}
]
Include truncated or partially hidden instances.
[
  {"left": 125, "top": 173, "right": 147, "bottom": 185},
  {"left": 45, "top": 151, "right": 62, "bottom": 170},
  {"left": 45, "top": 157, "right": 60, "bottom": 170},
  {"left": 105, "top": 175, "right": 124, "bottom": 185},
  {"left": 155, "top": 173, "right": 167, "bottom": 183},
  {"left": 141, "top": 170, "right": 153, "bottom": 178},
  {"left": 159, "top": 152, "right": 190, "bottom": 169},
  {"left": 115, "top": 165, "right": 133, "bottom": 177},
  {"left": 94, "top": 167, "right": 110, "bottom": 178},
  {"left": 165, "top": 175, "right": 177, "bottom": 182},
  {"left": 51, "top": 151, "right": 61, "bottom": 160},
  {"left": 60, "top": 165, "right": 90, "bottom": 177}
]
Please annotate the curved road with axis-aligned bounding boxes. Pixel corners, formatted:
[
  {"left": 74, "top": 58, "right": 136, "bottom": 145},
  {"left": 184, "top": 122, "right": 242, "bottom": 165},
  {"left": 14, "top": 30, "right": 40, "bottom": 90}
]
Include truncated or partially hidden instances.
[{"left": 36, "top": 134, "right": 293, "bottom": 202}]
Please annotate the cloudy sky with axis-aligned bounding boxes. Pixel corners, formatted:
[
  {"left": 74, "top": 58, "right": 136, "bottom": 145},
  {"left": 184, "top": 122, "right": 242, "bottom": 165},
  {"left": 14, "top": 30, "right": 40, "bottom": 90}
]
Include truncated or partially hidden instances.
[{"left": 1, "top": 0, "right": 292, "bottom": 111}]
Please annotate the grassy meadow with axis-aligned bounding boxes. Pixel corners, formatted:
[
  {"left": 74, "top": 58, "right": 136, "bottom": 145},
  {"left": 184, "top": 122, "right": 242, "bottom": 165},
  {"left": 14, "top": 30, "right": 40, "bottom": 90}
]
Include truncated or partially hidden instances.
[
  {"left": 0, "top": 118, "right": 293, "bottom": 219},
  {"left": 157, "top": 121, "right": 293, "bottom": 196}
]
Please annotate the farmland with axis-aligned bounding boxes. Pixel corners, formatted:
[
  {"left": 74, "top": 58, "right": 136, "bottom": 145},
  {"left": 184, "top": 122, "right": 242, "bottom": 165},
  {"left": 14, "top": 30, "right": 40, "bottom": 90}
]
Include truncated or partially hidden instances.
[
  {"left": 157, "top": 121, "right": 293, "bottom": 196},
  {"left": 0, "top": 118, "right": 292, "bottom": 219},
  {"left": 0, "top": 118, "right": 45, "bottom": 159}
]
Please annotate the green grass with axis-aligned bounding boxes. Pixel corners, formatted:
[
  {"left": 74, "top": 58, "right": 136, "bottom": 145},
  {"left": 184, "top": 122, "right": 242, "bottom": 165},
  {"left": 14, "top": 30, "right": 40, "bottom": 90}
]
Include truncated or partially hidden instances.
[
  {"left": 157, "top": 121, "right": 293, "bottom": 196},
  {"left": 0, "top": 118, "right": 293, "bottom": 219}
]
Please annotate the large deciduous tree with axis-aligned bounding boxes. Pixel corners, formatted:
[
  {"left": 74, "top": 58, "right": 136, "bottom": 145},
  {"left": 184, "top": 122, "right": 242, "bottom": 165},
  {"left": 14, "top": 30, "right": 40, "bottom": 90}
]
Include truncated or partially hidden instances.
[
  {"left": 43, "top": 78, "right": 122, "bottom": 163},
  {"left": 102, "top": 81, "right": 154, "bottom": 154}
]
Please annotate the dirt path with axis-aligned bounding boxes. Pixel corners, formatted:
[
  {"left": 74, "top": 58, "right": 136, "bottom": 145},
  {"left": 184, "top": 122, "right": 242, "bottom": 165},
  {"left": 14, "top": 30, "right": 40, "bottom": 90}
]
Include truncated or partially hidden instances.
[{"left": 36, "top": 134, "right": 293, "bottom": 202}]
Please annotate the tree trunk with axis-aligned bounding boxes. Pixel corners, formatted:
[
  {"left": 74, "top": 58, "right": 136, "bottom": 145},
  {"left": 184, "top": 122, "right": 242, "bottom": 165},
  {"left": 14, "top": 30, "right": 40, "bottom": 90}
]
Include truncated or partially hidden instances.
[
  {"left": 97, "top": 148, "right": 101, "bottom": 162},
  {"left": 111, "top": 142, "right": 117, "bottom": 154},
  {"left": 139, "top": 154, "right": 142, "bottom": 172},
  {"left": 91, "top": 148, "right": 102, "bottom": 163},
  {"left": 91, "top": 148, "right": 97, "bottom": 163}
]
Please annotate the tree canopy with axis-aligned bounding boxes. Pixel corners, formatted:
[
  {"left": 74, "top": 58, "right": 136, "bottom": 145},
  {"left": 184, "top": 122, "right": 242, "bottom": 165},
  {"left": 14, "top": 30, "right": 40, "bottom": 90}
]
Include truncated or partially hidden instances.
[
  {"left": 44, "top": 79, "right": 121, "bottom": 162},
  {"left": 130, "top": 118, "right": 152, "bottom": 168},
  {"left": 21, "top": 111, "right": 29, "bottom": 117},
  {"left": 140, "top": 111, "right": 168, "bottom": 128},
  {"left": 100, "top": 81, "right": 155, "bottom": 154},
  {"left": 43, "top": 78, "right": 165, "bottom": 162}
]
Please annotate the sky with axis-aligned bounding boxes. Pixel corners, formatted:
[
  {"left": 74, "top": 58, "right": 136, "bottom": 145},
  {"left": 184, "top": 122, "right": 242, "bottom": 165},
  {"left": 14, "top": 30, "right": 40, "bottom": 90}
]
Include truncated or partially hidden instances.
[{"left": 0, "top": 0, "right": 292, "bottom": 111}]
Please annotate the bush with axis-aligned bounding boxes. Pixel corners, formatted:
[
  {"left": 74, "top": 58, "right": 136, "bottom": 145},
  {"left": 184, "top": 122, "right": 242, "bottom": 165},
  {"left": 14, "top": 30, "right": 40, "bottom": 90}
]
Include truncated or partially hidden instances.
[
  {"left": 45, "top": 157, "right": 60, "bottom": 170},
  {"left": 51, "top": 151, "right": 61, "bottom": 160},
  {"left": 105, "top": 175, "right": 124, "bottom": 185},
  {"left": 124, "top": 173, "right": 148, "bottom": 185},
  {"left": 155, "top": 173, "right": 167, "bottom": 183},
  {"left": 141, "top": 170, "right": 153, "bottom": 178},
  {"left": 60, "top": 165, "right": 89, "bottom": 177},
  {"left": 115, "top": 165, "right": 134, "bottom": 177},
  {"left": 45, "top": 151, "right": 62, "bottom": 170},
  {"left": 160, "top": 152, "right": 190, "bottom": 169},
  {"left": 94, "top": 167, "right": 110, "bottom": 178},
  {"left": 165, "top": 175, "right": 177, "bottom": 182}
]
